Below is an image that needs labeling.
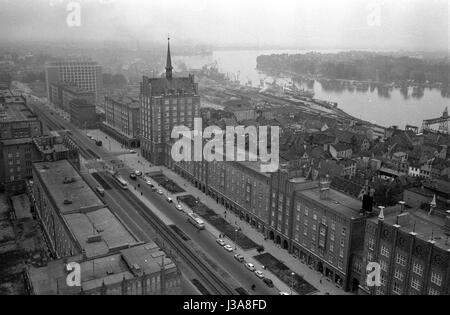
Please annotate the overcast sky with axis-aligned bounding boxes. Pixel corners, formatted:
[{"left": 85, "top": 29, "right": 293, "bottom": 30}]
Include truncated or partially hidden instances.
[{"left": 0, "top": 0, "right": 448, "bottom": 51}]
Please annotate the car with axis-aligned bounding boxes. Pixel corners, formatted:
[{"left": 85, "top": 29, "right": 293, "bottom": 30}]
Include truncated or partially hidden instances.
[
  {"left": 134, "top": 170, "right": 142, "bottom": 176},
  {"left": 129, "top": 173, "right": 137, "bottom": 180},
  {"left": 157, "top": 190, "right": 163, "bottom": 195},
  {"left": 146, "top": 180, "right": 153, "bottom": 186},
  {"left": 223, "top": 245, "right": 233, "bottom": 252},
  {"left": 166, "top": 197, "right": 173, "bottom": 203},
  {"left": 234, "top": 254, "right": 245, "bottom": 262},
  {"left": 216, "top": 239, "right": 226, "bottom": 246},
  {"left": 176, "top": 204, "right": 183, "bottom": 211},
  {"left": 129, "top": 150, "right": 137, "bottom": 154},
  {"left": 245, "top": 263, "right": 256, "bottom": 272},
  {"left": 279, "top": 292, "right": 290, "bottom": 295},
  {"left": 96, "top": 186, "right": 105, "bottom": 196},
  {"left": 254, "top": 270, "right": 264, "bottom": 279},
  {"left": 263, "top": 278, "right": 274, "bottom": 288}
]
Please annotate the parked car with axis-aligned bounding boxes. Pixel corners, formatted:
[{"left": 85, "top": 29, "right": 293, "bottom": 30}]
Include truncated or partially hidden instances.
[
  {"left": 216, "top": 239, "right": 226, "bottom": 246},
  {"left": 134, "top": 170, "right": 142, "bottom": 176},
  {"left": 254, "top": 270, "right": 264, "bottom": 279},
  {"left": 129, "top": 150, "right": 137, "bottom": 154},
  {"left": 245, "top": 263, "right": 256, "bottom": 272},
  {"left": 223, "top": 245, "right": 233, "bottom": 252},
  {"left": 279, "top": 292, "right": 290, "bottom": 295},
  {"left": 146, "top": 180, "right": 153, "bottom": 186},
  {"left": 234, "top": 254, "right": 244, "bottom": 262},
  {"left": 263, "top": 278, "right": 274, "bottom": 288},
  {"left": 157, "top": 190, "right": 163, "bottom": 195},
  {"left": 176, "top": 204, "right": 183, "bottom": 211},
  {"left": 129, "top": 173, "right": 137, "bottom": 180},
  {"left": 166, "top": 197, "right": 173, "bottom": 203}
]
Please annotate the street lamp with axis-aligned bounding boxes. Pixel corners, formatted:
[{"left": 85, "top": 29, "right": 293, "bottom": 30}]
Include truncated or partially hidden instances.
[
  {"left": 235, "top": 229, "right": 238, "bottom": 250},
  {"left": 290, "top": 272, "right": 295, "bottom": 295}
]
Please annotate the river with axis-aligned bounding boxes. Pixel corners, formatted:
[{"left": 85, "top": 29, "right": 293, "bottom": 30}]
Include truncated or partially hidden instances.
[{"left": 174, "top": 49, "right": 450, "bottom": 129}]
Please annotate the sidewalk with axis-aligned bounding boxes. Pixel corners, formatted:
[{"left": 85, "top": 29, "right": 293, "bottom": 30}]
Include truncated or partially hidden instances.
[{"left": 87, "top": 129, "right": 351, "bottom": 295}]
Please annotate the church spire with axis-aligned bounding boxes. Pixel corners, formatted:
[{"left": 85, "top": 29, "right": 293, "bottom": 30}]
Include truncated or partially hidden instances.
[{"left": 165, "top": 36, "right": 173, "bottom": 79}]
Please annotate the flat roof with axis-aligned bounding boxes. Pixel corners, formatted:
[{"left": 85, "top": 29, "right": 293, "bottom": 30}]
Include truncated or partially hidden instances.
[
  {"left": 298, "top": 187, "right": 363, "bottom": 219},
  {"left": 0, "top": 103, "right": 36, "bottom": 122},
  {"left": 28, "top": 242, "right": 176, "bottom": 295},
  {"left": 11, "top": 194, "right": 32, "bottom": 220},
  {"left": 65, "top": 208, "right": 138, "bottom": 258},
  {"left": 368, "top": 206, "right": 450, "bottom": 251},
  {"left": 33, "top": 160, "right": 104, "bottom": 215}
]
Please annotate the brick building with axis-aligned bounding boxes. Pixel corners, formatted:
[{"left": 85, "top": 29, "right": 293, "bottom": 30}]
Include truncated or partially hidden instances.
[
  {"left": 69, "top": 98, "right": 96, "bottom": 129},
  {"left": 140, "top": 39, "right": 200, "bottom": 165},
  {"left": 101, "top": 95, "right": 140, "bottom": 148},
  {"left": 360, "top": 203, "right": 450, "bottom": 295}
]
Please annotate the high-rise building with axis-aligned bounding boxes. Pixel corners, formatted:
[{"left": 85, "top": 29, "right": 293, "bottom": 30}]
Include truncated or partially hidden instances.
[
  {"left": 45, "top": 61, "right": 103, "bottom": 104},
  {"left": 140, "top": 39, "right": 200, "bottom": 165},
  {"left": 101, "top": 95, "right": 140, "bottom": 148}
]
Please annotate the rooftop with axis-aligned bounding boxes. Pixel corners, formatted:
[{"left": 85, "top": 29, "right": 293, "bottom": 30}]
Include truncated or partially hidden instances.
[
  {"left": 368, "top": 206, "right": 450, "bottom": 251},
  {"left": 144, "top": 75, "right": 198, "bottom": 96},
  {"left": 65, "top": 207, "right": 139, "bottom": 258},
  {"left": 33, "top": 160, "right": 104, "bottom": 215},
  {"left": 298, "top": 186, "right": 365, "bottom": 219},
  {"left": 27, "top": 242, "right": 175, "bottom": 295},
  {"left": 0, "top": 102, "right": 37, "bottom": 123}
]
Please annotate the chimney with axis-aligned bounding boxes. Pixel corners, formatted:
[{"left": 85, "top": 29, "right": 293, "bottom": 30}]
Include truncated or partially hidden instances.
[
  {"left": 378, "top": 206, "right": 385, "bottom": 220},
  {"left": 398, "top": 201, "right": 406, "bottom": 213},
  {"left": 319, "top": 175, "right": 330, "bottom": 200}
]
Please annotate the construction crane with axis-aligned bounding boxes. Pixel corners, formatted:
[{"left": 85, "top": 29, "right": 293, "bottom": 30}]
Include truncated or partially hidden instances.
[{"left": 422, "top": 107, "right": 450, "bottom": 134}]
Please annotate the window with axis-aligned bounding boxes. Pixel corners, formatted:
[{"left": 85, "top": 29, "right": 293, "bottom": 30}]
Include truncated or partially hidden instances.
[
  {"left": 339, "top": 249, "right": 344, "bottom": 258},
  {"left": 375, "top": 286, "right": 384, "bottom": 295},
  {"left": 392, "top": 282, "right": 402, "bottom": 295},
  {"left": 367, "top": 252, "right": 374, "bottom": 262},
  {"left": 330, "top": 233, "right": 335, "bottom": 241},
  {"left": 368, "top": 238, "right": 375, "bottom": 250},
  {"left": 396, "top": 253, "right": 407, "bottom": 266},
  {"left": 380, "top": 245, "right": 390, "bottom": 258},
  {"left": 341, "top": 227, "right": 347, "bottom": 236},
  {"left": 430, "top": 271, "right": 442, "bottom": 286},
  {"left": 329, "top": 244, "right": 334, "bottom": 253},
  {"left": 428, "top": 288, "right": 439, "bottom": 295},
  {"left": 380, "top": 274, "right": 387, "bottom": 287},
  {"left": 412, "top": 262, "right": 424, "bottom": 276},
  {"left": 380, "top": 260, "right": 388, "bottom": 272},
  {"left": 394, "top": 269, "right": 404, "bottom": 281},
  {"left": 411, "top": 278, "right": 422, "bottom": 291},
  {"left": 331, "top": 221, "right": 335, "bottom": 230},
  {"left": 313, "top": 214, "right": 317, "bottom": 220}
]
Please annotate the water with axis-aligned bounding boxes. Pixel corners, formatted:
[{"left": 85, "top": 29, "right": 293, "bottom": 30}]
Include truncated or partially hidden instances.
[{"left": 174, "top": 49, "right": 450, "bottom": 128}]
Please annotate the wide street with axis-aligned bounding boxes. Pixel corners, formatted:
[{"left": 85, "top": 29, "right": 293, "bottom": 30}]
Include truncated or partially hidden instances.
[{"left": 27, "top": 96, "right": 279, "bottom": 295}]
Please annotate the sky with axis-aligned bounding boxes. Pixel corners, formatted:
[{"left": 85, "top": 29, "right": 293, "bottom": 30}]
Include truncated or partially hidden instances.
[{"left": 0, "top": 0, "right": 448, "bottom": 51}]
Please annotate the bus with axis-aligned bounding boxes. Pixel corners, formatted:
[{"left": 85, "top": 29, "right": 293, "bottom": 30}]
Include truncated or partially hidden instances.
[
  {"left": 187, "top": 212, "right": 205, "bottom": 230},
  {"left": 114, "top": 175, "right": 128, "bottom": 190}
]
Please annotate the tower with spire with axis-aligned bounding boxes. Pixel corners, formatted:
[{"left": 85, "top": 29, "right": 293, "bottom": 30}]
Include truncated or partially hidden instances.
[
  {"left": 165, "top": 37, "right": 173, "bottom": 80},
  {"left": 140, "top": 37, "right": 200, "bottom": 165}
]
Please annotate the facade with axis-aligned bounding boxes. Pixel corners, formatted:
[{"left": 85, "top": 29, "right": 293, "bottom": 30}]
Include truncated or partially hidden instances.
[
  {"left": 102, "top": 95, "right": 140, "bottom": 148},
  {"left": 171, "top": 144, "right": 372, "bottom": 292},
  {"left": 0, "top": 89, "right": 43, "bottom": 194},
  {"left": 140, "top": 39, "right": 200, "bottom": 165},
  {"left": 27, "top": 242, "right": 181, "bottom": 295},
  {"left": 49, "top": 83, "right": 96, "bottom": 112},
  {"left": 360, "top": 204, "right": 450, "bottom": 295},
  {"left": 69, "top": 99, "right": 97, "bottom": 129},
  {"left": 45, "top": 61, "right": 103, "bottom": 104},
  {"left": 268, "top": 172, "right": 371, "bottom": 292}
]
